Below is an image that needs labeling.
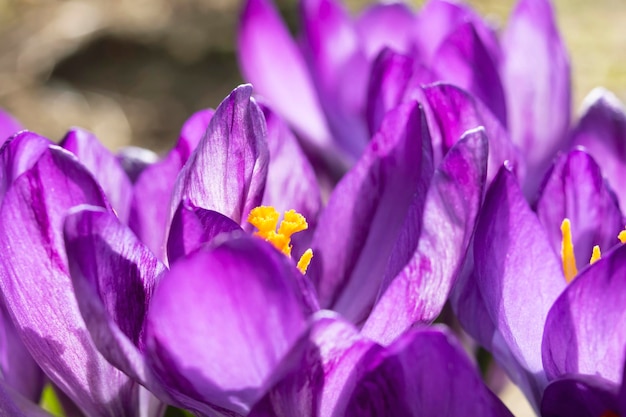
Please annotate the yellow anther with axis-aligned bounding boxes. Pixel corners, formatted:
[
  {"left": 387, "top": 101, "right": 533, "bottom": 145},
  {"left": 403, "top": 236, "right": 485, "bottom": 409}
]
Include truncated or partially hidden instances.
[
  {"left": 297, "top": 249, "right": 313, "bottom": 274},
  {"left": 248, "top": 205, "right": 313, "bottom": 274},
  {"left": 619, "top": 229, "right": 626, "bottom": 244},
  {"left": 278, "top": 210, "right": 308, "bottom": 238},
  {"left": 589, "top": 245, "right": 602, "bottom": 264},
  {"left": 248, "top": 206, "right": 280, "bottom": 239},
  {"left": 560, "top": 219, "right": 578, "bottom": 283}
]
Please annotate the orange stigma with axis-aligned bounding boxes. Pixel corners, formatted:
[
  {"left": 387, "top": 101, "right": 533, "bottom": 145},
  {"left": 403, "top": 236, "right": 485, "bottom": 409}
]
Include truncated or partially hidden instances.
[{"left": 248, "top": 206, "right": 313, "bottom": 274}]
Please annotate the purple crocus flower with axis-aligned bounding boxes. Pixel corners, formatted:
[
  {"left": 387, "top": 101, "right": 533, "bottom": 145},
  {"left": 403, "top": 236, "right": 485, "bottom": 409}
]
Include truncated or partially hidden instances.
[
  {"left": 0, "top": 84, "right": 323, "bottom": 416},
  {"left": 451, "top": 148, "right": 626, "bottom": 411},
  {"left": 0, "top": 130, "right": 47, "bottom": 406},
  {"left": 540, "top": 241, "right": 626, "bottom": 417},
  {"left": 141, "top": 232, "right": 513, "bottom": 417},
  {"left": 0, "top": 141, "right": 162, "bottom": 416},
  {"left": 238, "top": 0, "right": 500, "bottom": 172},
  {"left": 238, "top": 0, "right": 570, "bottom": 193}
]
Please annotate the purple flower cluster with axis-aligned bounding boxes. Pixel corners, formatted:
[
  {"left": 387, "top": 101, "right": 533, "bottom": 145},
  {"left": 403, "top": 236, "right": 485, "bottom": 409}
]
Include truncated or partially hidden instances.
[{"left": 0, "top": 0, "right": 623, "bottom": 416}]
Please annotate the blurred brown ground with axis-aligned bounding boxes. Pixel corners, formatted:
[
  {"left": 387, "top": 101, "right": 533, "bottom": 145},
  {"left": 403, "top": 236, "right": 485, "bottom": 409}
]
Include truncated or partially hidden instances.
[
  {"left": 0, "top": 1, "right": 615, "bottom": 415},
  {"left": 0, "top": 0, "right": 623, "bottom": 155}
]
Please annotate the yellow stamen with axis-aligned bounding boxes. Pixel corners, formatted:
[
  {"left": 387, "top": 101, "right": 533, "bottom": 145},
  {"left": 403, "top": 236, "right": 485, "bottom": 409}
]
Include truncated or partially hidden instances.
[
  {"left": 297, "top": 249, "right": 313, "bottom": 274},
  {"left": 247, "top": 206, "right": 313, "bottom": 274},
  {"left": 247, "top": 206, "right": 280, "bottom": 239},
  {"left": 618, "top": 229, "right": 626, "bottom": 244},
  {"left": 560, "top": 218, "right": 577, "bottom": 283},
  {"left": 589, "top": 245, "right": 601, "bottom": 264}
]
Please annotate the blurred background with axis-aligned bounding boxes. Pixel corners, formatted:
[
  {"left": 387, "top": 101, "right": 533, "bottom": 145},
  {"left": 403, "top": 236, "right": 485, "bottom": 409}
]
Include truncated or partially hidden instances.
[{"left": 0, "top": 0, "right": 623, "bottom": 154}]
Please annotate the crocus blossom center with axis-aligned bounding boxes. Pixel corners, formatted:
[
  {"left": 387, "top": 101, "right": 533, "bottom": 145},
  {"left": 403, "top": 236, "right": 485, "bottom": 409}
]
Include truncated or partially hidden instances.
[
  {"left": 248, "top": 206, "right": 313, "bottom": 274},
  {"left": 560, "top": 218, "right": 626, "bottom": 283}
]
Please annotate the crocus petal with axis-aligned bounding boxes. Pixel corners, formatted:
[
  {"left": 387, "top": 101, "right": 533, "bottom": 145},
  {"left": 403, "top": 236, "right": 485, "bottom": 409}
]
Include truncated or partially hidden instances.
[
  {"left": 541, "top": 375, "right": 620, "bottom": 417},
  {"left": 542, "top": 243, "right": 626, "bottom": 384},
  {"left": 167, "top": 201, "right": 242, "bottom": 264},
  {"left": 344, "top": 326, "right": 514, "bottom": 417},
  {"left": 414, "top": 0, "right": 500, "bottom": 65},
  {"left": 0, "top": 109, "right": 23, "bottom": 144},
  {"left": 535, "top": 149, "right": 623, "bottom": 271},
  {"left": 130, "top": 110, "right": 214, "bottom": 258},
  {"left": 362, "top": 127, "right": 488, "bottom": 345},
  {"left": 0, "top": 302, "right": 43, "bottom": 402},
  {"left": 176, "top": 109, "right": 214, "bottom": 161},
  {"left": 0, "top": 147, "right": 137, "bottom": 416},
  {"left": 0, "top": 381, "right": 53, "bottom": 417},
  {"left": 238, "top": 0, "right": 331, "bottom": 150},
  {"left": 366, "top": 49, "right": 415, "bottom": 136},
  {"left": 431, "top": 22, "right": 507, "bottom": 127},
  {"left": 311, "top": 102, "right": 432, "bottom": 324},
  {"left": 0, "top": 131, "right": 51, "bottom": 203},
  {"left": 501, "top": 0, "right": 571, "bottom": 196},
  {"left": 472, "top": 166, "right": 565, "bottom": 406},
  {"left": 144, "top": 236, "right": 317, "bottom": 415},
  {"left": 170, "top": 85, "right": 269, "bottom": 232},
  {"left": 116, "top": 146, "right": 159, "bottom": 183},
  {"left": 299, "top": 0, "right": 369, "bottom": 159},
  {"left": 570, "top": 88, "right": 626, "bottom": 210},
  {"left": 423, "top": 83, "right": 521, "bottom": 183},
  {"left": 354, "top": 2, "right": 415, "bottom": 59},
  {"left": 249, "top": 313, "right": 379, "bottom": 417},
  {"left": 260, "top": 103, "right": 321, "bottom": 225},
  {"left": 64, "top": 206, "right": 166, "bottom": 387},
  {"left": 61, "top": 128, "right": 133, "bottom": 223}
]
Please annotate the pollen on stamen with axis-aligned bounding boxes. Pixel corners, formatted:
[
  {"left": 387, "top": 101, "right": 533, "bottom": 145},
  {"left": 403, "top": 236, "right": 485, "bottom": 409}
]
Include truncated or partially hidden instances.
[
  {"left": 247, "top": 205, "right": 314, "bottom": 274},
  {"left": 248, "top": 206, "right": 280, "bottom": 239},
  {"left": 560, "top": 218, "right": 578, "bottom": 283},
  {"left": 618, "top": 229, "right": 626, "bottom": 244}
]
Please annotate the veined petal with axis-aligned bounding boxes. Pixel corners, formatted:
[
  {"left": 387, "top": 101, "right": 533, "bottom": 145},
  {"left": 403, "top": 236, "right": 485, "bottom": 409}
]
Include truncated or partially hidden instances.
[
  {"left": 64, "top": 206, "right": 166, "bottom": 387},
  {"left": 170, "top": 85, "right": 269, "bottom": 230},
  {"left": 130, "top": 109, "right": 214, "bottom": 259},
  {"left": 501, "top": 0, "right": 571, "bottom": 196},
  {"left": 362, "top": 127, "right": 487, "bottom": 344},
  {"left": 311, "top": 102, "right": 432, "bottom": 324},
  {"left": 541, "top": 375, "right": 620, "bottom": 417},
  {"left": 423, "top": 83, "right": 521, "bottom": 184},
  {"left": 431, "top": 22, "right": 507, "bottom": 127},
  {"left": 61, "top": 128, "right": 133, "bottom": 223},
  {"left": 167, "top": 201, "right": 242, "bottom": 264},
  {"left": 0, "top": 147, "right": 137, "bottom": 416},
  {"left": 473, "top": 166, "right": 565, "bottom": 407},
  {"left": 0, "top": 131, "right": 51, "bottom": 203},
  {"left": 260, "top": 103, "right": 321, "bottom": 225},
  {"left": 238, "top": 0, "right": 331, "bottom": 150},
  {"left": 344, "top": 326, "right": 514, "bottom": 417},
  {"left": 542, "top": 243, "right": 626, "bottom": 384},
  {"left": 535, "top": 149, "right": 623, "bottom": 271},
  {"left": 570, "top": 88, "right": 626, "bottom": 210},
  {"left": 144, "top": 236, "right": 317, "bottom": 415}
]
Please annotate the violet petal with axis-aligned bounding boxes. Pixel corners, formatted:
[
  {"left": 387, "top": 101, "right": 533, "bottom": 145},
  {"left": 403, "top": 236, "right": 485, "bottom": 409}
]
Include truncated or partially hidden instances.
[
  {"left": 362, "top": 127, "right": 487, "bottom": 344},
  {"left": 144, "top": 236, "right": 316, "bottom": 415}
]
